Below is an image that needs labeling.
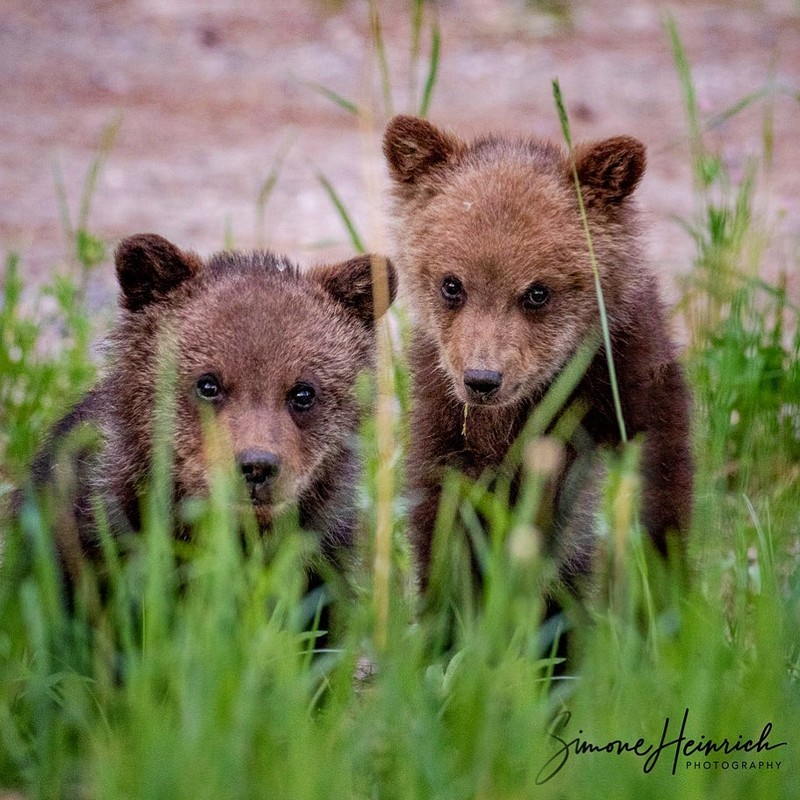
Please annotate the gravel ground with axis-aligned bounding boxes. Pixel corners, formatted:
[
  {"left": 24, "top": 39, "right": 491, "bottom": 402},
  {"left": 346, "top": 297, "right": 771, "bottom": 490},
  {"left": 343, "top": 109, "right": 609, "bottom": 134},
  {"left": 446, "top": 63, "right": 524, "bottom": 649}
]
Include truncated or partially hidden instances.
[{"left": 1, "top": 0, "right": 798, "bottom": 312}]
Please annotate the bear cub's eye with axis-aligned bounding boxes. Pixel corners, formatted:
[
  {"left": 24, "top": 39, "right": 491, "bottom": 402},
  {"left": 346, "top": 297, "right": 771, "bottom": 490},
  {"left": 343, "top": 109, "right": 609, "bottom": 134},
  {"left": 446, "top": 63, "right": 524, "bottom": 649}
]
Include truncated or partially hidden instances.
[
  {"left": 441, "top": 275, "right": 465, "bottom": 307},
  {"left": 287, "top": 383, "right": 316, "bottom": 413},
  {"left": 196, "top": 373, "right": 222, "bottom": 401},
  {"left": 522, "top": 283, "right": 551, "bottom": 310}
]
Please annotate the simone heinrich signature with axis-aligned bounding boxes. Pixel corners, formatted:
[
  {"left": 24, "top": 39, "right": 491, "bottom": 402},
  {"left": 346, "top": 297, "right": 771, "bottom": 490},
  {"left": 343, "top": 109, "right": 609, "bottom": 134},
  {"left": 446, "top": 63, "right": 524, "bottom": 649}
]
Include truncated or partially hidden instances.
[{"left": 536, "top": 708, "right": 788, "bottom": 785}]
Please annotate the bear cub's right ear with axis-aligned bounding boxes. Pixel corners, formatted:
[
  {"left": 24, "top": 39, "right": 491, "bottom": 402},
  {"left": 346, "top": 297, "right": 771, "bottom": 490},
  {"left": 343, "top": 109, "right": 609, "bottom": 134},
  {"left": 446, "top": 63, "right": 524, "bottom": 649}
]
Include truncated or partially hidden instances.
[
  {"left": 115, "top": 234, "right": 201, "bottom": 312},
  {"left": 313, "top": 254, "right": 397, "bottom": 328},
  {"left": 383, "top": 115, "right": 463, "bottom": 183}
]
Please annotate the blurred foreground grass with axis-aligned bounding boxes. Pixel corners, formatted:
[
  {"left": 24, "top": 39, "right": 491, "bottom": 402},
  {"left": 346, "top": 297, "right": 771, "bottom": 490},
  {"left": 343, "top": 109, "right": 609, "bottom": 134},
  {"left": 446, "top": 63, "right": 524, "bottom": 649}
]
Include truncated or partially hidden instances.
[{"left": 0, "top": 9, "right": 798, "bottom": 800}]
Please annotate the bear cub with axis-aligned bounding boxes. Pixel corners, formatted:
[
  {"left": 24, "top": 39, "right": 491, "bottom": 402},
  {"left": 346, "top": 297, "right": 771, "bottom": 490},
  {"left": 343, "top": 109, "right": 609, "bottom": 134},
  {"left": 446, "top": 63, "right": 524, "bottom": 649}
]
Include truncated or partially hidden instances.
[
  {"left": 25, "top": 233, "right": 396, "bottom": 581},
  {"left": 383, "top": 115, "right": 692, "bottom": 590}
]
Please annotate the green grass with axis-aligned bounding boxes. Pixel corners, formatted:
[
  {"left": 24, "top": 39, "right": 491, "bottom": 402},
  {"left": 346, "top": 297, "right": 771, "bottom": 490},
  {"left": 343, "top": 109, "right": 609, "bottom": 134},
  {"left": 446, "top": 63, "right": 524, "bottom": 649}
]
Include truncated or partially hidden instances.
[{"left": 1, "top": 14, "right": 799, "bottom": 800}]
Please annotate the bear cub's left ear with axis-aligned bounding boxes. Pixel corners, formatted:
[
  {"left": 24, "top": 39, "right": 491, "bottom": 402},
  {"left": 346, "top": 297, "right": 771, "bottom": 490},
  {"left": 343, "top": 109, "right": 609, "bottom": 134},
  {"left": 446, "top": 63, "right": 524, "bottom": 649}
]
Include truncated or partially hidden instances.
[
  {"left": 313, "top": 255, "right": 398, "bottom": 327},
  {"left": 115, "top": 234, "right": 201, "bottom": 312}
]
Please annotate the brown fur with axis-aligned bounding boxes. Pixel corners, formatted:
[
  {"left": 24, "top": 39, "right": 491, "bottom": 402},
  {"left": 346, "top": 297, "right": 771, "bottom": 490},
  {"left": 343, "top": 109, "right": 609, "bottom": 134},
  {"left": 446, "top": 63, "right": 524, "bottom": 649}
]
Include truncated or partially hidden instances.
[
  {"left": 27, "top": 234, "right": 396, "bottom": 579},
  {"left": 383, "top": 115, "right": 693, "bottom": 588}
]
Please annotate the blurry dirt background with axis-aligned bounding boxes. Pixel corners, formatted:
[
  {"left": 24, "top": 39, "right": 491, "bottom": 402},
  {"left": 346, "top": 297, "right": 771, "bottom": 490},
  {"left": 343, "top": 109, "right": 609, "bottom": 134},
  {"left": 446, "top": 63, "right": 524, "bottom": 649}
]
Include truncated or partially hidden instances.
[{"left": 1, "top": 0, "right": 798, "bottom": 312}]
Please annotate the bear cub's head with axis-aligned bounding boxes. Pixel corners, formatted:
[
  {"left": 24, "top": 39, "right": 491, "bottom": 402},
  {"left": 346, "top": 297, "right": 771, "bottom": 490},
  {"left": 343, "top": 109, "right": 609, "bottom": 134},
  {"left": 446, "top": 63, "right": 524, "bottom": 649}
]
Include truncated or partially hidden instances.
[
  {"left": 109, "top": 234, "right": 396, "bottom": 528},
  {"left": 383, "top": 115, "right": 647, "bottom": 408}
]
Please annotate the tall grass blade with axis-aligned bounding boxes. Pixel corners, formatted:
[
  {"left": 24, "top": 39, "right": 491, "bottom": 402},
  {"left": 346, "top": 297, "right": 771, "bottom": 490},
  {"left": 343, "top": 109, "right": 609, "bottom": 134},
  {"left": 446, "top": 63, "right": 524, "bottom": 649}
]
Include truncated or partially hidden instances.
[
  {"left": 51, "top": 115, "right": 121, "bottom": 302},
  {"left": 665, "top": 15, "right": 706, "bottom": 190},
  {"left": 761, "top": 58, "right": 778, "bottom": 171},
  {"left": 297, "top": 78, "right": 360, "bottom": 116},
  {"left": 368, "top": 0, "right": 394, "bottom": 117},
  {"left": 419, "top": 21, "right": 441, "bottom": 118},
  {"left": 77, "top": 115, "right": 122, "bottom": 232},
  {"left": 223, "top": 216, "right": 235, "bottom": 250},
  {"left": 255, "top": 132, "right": 295, "bottom": 249},
  {"left": 706, "top": 86, "right": 773, "bottom": 132},
  {"left": 372, "top": 310, "right": 396, "bottom": 653},
  {"left": 504, "top": 333, "right": 599, "bottom": 470},
  {"left": 52, "top": 160, "right": 74, "bottom": 244},
  {"left": 315, "top": 171, "right": 367, "bottom": 253},
  {"left": 408, "top": 0, "right": 426, "bottom": 108},
  {"left": 141, "top": 325, "right": 180, "bottom": 651},
  {"left": 552, "top": 79, "right": 627, "bottom": 443}
]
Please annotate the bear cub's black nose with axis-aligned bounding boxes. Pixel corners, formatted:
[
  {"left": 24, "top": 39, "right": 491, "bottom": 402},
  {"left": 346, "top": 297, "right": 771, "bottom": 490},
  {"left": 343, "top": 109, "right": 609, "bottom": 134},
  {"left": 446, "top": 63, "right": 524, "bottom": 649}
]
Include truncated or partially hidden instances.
[
  {"left": 238, "top": 450, "right": 281, "bottom": 490},
  {"left": 463, "top": 369, "right": 503, "bottom": 397}
]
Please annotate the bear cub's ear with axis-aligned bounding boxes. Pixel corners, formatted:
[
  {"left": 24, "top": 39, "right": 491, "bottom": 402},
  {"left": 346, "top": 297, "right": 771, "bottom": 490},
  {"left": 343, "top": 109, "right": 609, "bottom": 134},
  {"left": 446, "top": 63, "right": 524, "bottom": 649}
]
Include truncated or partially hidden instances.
[
  {"left": 383, "top": 115, "right": 462, "bottom": 184},
  {"left": 313, "top": 255, "right": 397, "bottom": 327},
  {"left": 572, "top": 136, "right": 646, "bottom": 205},
  {"left": 115, "top": 234, "right": 201, "bottom": 311}
]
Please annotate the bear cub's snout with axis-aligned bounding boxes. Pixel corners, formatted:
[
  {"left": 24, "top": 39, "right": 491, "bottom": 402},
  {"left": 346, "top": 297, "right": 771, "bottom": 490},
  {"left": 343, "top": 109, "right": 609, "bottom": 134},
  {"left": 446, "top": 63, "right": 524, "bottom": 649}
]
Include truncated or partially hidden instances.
[
  {"left": 463, "top": 369, "right": 503, "bottom": 400},
  {"left": 237, "top": 449, "right": 281, "bottom": 503}
]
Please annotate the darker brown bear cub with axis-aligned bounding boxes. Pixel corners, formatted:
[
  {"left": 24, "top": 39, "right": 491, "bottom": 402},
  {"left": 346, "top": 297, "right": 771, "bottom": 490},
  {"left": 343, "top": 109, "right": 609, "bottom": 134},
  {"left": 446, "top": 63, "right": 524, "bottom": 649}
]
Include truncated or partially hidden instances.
[
  {"left": 383, "top": 115, "right": 692, "bottom": 590},
  {"left": 27, "top": 233, "right": 396, "bottom": 581}
]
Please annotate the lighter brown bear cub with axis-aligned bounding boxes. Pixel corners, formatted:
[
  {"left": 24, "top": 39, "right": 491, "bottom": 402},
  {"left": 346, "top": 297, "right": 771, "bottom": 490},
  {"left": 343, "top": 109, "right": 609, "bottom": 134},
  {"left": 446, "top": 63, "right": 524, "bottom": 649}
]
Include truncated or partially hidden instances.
[
  {"left": 383, "top": 115, "right": 692, "bottom": 589},
  {"left": 28, "top": 234, "right": 396, "bottom": 580}
]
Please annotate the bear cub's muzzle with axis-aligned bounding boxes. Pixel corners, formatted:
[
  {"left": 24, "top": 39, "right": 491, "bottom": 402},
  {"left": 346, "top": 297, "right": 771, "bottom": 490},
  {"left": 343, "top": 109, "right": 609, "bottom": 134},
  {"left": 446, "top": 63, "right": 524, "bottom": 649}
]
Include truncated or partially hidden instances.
[
  {"left": 237, "top": 448, "right": 281, "bottom": 505},
  {"left": 463, "top": 368, "right": 503, "bottom": 402}
]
